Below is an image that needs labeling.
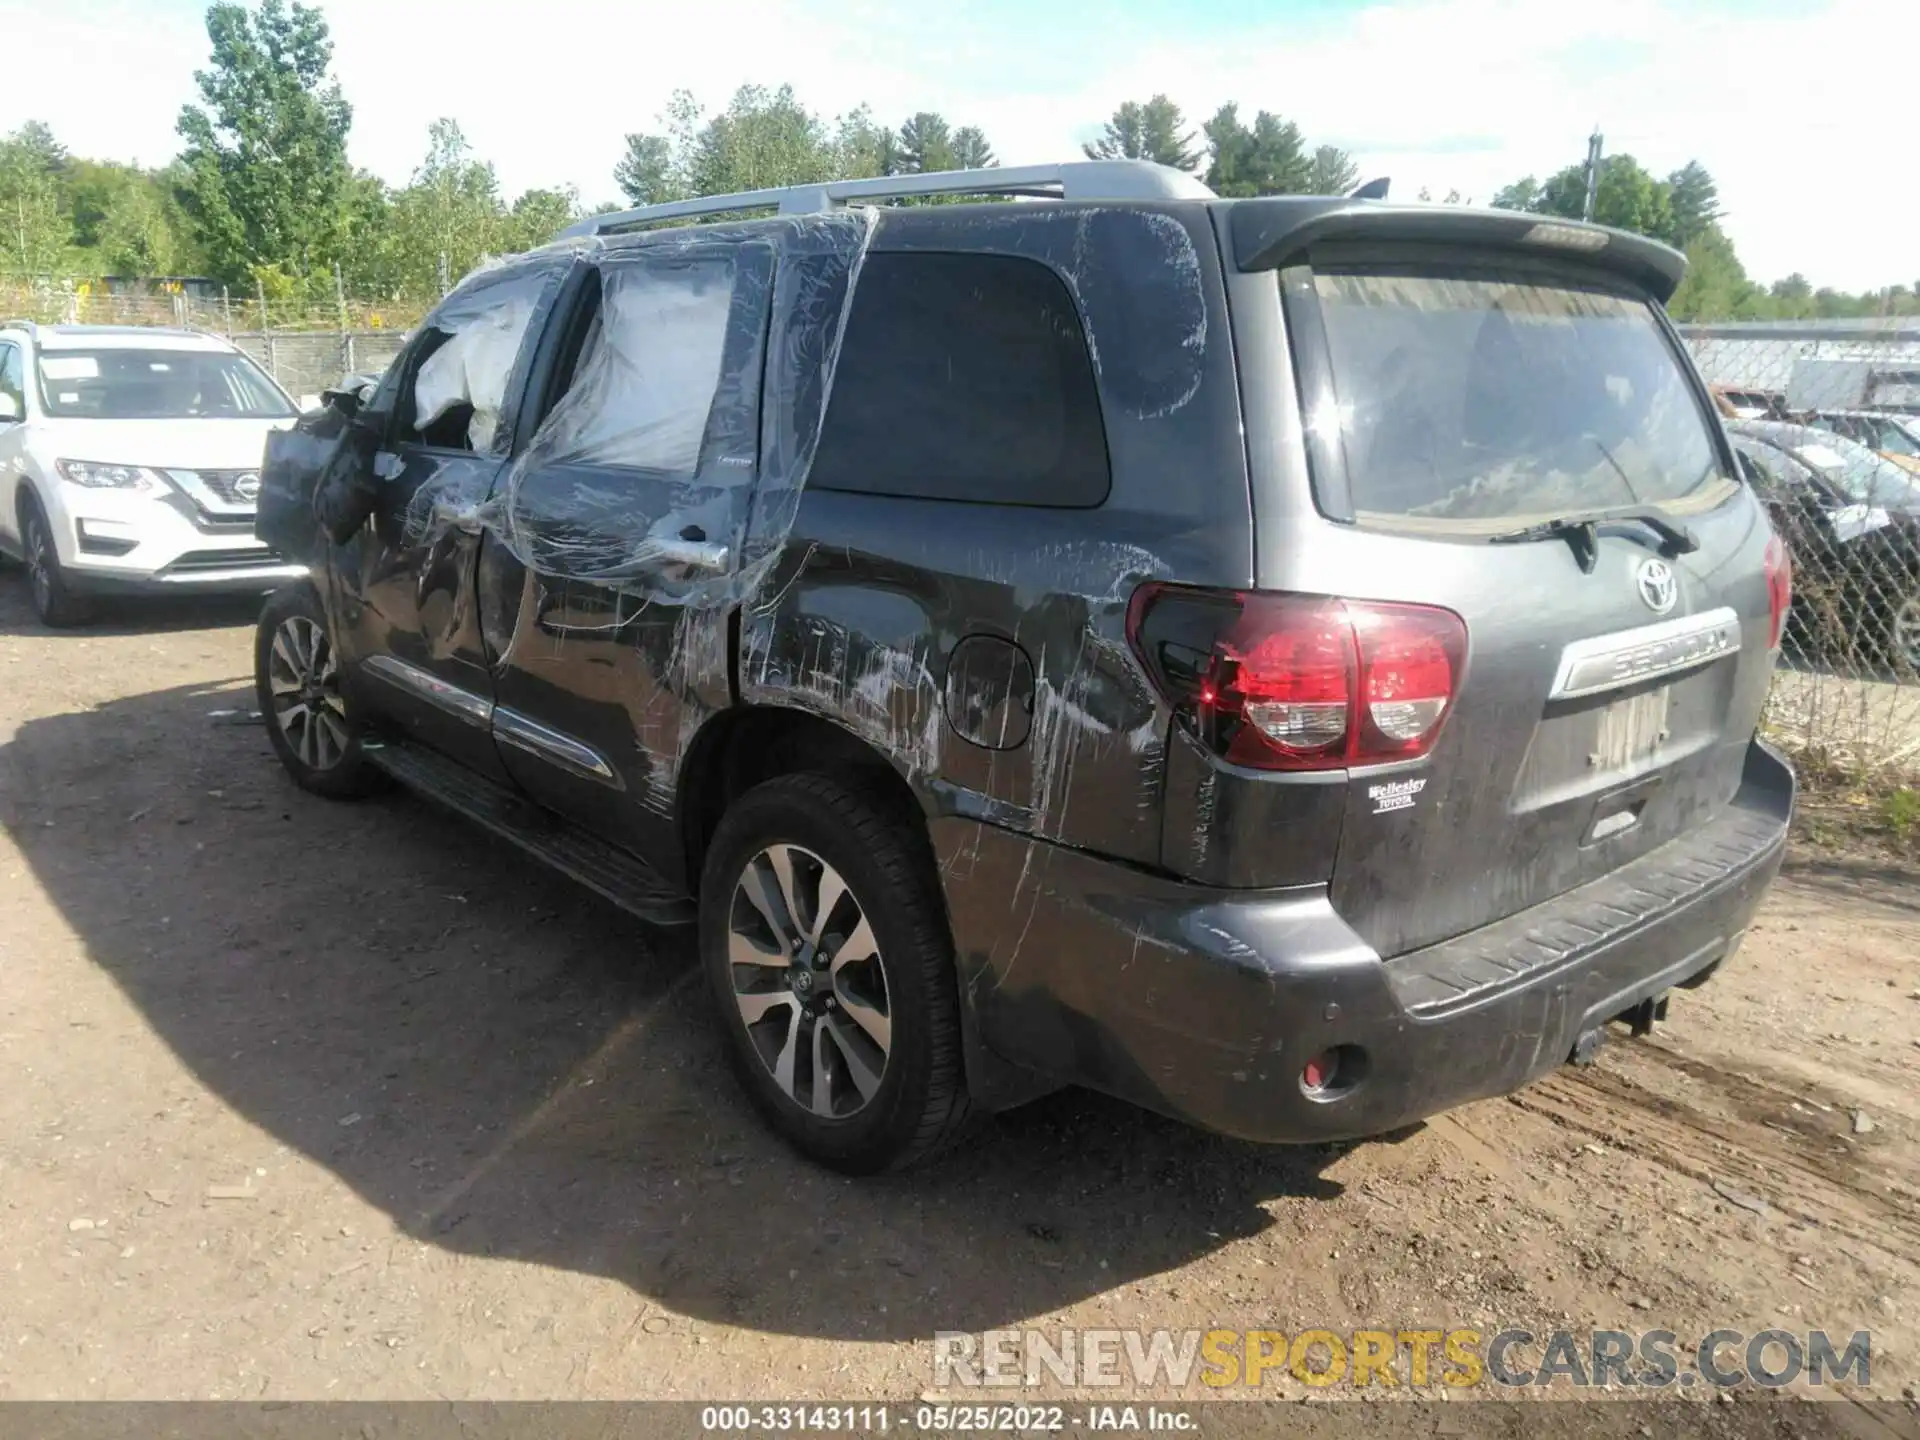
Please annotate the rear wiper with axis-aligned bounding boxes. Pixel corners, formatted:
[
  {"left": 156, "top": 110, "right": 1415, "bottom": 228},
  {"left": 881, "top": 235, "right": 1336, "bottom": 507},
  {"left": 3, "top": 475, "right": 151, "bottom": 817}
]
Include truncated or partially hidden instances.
[{"left": 1486, "top": 506, "right": 1700, "bottom": 574}]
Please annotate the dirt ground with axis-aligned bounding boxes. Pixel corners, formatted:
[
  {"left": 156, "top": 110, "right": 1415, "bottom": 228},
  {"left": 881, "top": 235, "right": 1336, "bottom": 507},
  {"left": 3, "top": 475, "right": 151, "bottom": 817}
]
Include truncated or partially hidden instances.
[{"left": 1, "top": 576, "right": 1917, "bottom": 1413}]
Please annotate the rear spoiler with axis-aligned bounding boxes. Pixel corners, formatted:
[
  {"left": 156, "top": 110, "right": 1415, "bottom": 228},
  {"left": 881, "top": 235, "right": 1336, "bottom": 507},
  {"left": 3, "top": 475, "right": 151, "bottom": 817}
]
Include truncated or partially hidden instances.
[{"left": 1228, "top": 200, "right": 1688, "bottom": 303}]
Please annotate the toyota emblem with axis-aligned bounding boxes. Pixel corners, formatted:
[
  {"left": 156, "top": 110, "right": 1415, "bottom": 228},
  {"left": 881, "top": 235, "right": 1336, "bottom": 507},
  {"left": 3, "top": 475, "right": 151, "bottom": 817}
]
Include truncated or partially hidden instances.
[
  {"left": 1636, "top": 557, "right": 1678, "bottom": 615},
  {"left": 234, "top": 472, "right": 262, "bottom": 502}
]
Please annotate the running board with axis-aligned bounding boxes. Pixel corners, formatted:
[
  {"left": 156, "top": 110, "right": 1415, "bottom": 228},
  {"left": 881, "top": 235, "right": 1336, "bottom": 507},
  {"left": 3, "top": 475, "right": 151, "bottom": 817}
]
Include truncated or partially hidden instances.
[{"left": 364, "top": 737, "right": 696, "bottom": 927}]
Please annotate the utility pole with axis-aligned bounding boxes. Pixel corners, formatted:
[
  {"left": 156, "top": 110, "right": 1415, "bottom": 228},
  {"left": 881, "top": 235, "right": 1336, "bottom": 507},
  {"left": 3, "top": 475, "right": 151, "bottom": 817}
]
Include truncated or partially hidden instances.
[{"left": 1583, "top": 128, "right": 1603, "bottom": 222}]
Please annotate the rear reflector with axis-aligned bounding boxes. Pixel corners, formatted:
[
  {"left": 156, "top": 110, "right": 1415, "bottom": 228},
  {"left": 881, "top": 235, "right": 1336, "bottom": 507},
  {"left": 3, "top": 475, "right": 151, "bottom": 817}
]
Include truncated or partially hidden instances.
[
  {"left": 1763, "top": 533, "right": 1792, "bottom": 651},
  {"left": 1127, "top": 585, "right": 1468, "bottom": 771}
]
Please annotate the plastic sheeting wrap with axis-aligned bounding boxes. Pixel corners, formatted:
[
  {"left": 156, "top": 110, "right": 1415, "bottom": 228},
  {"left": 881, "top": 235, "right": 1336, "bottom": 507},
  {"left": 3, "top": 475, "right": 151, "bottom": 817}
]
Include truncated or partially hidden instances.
[
  {"left": 410, "top": 290, "right": 538, "bottom": 454},
  {"left": 411, "top": 211, "right": 873, "bottom": 611},
  {"left": 257, "top": 388, "right": 361, "bottom": 560}
]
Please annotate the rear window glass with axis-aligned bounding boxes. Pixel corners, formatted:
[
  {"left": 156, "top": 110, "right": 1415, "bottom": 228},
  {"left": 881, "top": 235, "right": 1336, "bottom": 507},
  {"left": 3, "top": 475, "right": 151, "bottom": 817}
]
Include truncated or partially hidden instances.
[
  {"left": 1304, "top": 270, "right": 1732, "bottom": 529},
  {"left": 811, "top": 252, "right": 1110, "bottom": 507}
]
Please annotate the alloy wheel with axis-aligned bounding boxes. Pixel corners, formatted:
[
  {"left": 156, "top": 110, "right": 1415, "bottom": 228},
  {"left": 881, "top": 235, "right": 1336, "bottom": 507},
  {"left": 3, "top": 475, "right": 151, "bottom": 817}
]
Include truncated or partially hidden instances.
[
  {"left": 1895, "top": 596, "right": 1920, "bottom": 674},
  {"left": 267, "top": 615, "right": 349, "bottom": 770},
  {"left": 727, "top": 843, "right": 893, "bottom": 1119}
]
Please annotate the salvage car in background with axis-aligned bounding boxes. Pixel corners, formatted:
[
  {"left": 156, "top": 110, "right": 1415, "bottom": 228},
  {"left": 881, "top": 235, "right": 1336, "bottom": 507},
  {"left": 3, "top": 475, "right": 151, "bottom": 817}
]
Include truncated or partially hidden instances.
[
  {"left": 0, "top": 322, "right": 315, "bottom": 626},
  {"left": 1804, "top": 409, "right": 1920, "bottom": 478},
  {"left": 1729, "top": 424, "right": 1920, "bottom": 673},
  {"left": 251, "top": 162, "right": 1795, "bottom": 1173},
  {"left": 1726, "top": 419, "right": 1920, "bottom": 517}
]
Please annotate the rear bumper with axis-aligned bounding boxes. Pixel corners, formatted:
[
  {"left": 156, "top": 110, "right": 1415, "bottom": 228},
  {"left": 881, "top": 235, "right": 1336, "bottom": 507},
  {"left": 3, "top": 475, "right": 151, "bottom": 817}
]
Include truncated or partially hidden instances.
[{"left": 934, "top": 739, "right": 1793, "bottom": 1143}]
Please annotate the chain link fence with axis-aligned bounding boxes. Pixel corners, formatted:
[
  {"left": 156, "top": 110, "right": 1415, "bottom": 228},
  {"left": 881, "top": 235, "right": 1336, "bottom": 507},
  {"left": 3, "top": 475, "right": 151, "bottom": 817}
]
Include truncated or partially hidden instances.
[
  {"left": 4, "top": 276, "right": 417, "bottom": 400},
  {"left": 3, "top": 276, "right": 412, "bottom": 427},
  {"left": 1680, "top": 320, "right": 1920, "bottom": 783},
  {"left": 2, "top": 277, "right": 427, "bottom": 335},
  {"left": 224, "top": 330, "right": 407, "bottom": 402}
]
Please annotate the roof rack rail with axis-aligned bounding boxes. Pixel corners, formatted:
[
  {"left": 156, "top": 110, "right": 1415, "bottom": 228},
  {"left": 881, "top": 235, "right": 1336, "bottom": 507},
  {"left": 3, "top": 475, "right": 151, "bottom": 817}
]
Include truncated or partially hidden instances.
[
  {"left": 561, "top": 159, "right": 1216, "bottom": 240},
  {"left": 2, "top": 317, "right": 38, "bottom": 333}
]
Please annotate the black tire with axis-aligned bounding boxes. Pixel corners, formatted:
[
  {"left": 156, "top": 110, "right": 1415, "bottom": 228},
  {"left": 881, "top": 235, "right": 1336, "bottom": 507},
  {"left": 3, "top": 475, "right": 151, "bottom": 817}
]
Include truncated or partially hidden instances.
[
  {"left": 254, "top": 584, "right": 388, "bottom": 799},
  {"left": 18, "top": 496, "right": 94, "bottom": 628},
  {"left": 699, "top": 772, "right": 973, "bottom": 1174}
]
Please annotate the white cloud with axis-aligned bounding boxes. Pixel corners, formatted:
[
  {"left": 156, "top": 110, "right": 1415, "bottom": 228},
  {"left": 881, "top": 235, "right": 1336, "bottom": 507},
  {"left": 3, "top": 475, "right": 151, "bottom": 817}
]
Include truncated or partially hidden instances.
[{"left": 3, "top": 0, "right": 1914, "bottom": 289}]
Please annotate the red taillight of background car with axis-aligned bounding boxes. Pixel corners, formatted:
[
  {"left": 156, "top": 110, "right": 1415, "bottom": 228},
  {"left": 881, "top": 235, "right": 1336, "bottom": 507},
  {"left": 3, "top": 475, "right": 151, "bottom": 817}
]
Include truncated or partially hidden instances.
[
  {"left": 1763, "top": 533, "right": 1792, "bottom": 651},
  {"left": 1127, "top": 585, "right": 1468, "bottom": 771}
]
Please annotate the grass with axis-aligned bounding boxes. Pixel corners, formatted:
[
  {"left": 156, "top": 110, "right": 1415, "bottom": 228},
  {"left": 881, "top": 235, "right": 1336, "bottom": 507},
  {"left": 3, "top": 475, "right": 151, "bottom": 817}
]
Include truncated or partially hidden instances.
[{"left": 1784, "top": 747, "right": 1920, "bottom": 860}]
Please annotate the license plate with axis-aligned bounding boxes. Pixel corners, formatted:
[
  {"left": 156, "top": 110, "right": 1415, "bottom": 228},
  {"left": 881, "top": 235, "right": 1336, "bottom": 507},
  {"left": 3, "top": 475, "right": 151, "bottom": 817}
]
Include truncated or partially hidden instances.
[{"left": 1594, "top": 687, "right": 1670, "bottom": 768}]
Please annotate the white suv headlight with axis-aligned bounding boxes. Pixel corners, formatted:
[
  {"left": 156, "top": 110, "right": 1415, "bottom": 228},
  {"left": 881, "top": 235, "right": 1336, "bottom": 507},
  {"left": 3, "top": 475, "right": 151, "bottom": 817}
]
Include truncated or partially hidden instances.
[{"left": 54, "top": 459, "right": 164, "bottom": 492}]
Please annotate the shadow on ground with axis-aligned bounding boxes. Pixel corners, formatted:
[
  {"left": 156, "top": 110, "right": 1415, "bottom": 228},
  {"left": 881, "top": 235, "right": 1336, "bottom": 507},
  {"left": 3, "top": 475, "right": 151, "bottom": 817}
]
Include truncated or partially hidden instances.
[
  {"left": 0, "top": 566, "right": 264, "bottom": 638},
  {"left": 1781, "top": 849, "right": 1920, "bottom": 915},
  {"left": 1, "top": 676, "right": 1352, "bottom": 1342}
]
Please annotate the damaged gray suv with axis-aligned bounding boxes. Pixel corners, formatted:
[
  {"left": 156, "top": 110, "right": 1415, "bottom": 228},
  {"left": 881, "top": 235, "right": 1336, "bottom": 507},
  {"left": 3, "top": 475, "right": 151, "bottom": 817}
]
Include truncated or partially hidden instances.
[{"left": 255, "top": 161, "right": 1795, "bottom": 1173}]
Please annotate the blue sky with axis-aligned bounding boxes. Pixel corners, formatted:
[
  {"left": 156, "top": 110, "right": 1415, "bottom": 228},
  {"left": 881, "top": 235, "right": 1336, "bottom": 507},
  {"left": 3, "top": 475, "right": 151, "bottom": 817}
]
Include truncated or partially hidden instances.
[{"left": 3, "top": 0, "right": 1911, "bottom": 290}]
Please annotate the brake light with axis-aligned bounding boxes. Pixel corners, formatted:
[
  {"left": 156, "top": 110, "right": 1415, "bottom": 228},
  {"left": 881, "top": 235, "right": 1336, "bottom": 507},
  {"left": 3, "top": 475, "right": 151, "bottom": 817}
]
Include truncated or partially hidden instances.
[
  {"left": 1127, "top": 585, "right": 1468, "bottom": 771},
  {"left": 1763, "top": 533, "right": 1792, "bottom": 651}
]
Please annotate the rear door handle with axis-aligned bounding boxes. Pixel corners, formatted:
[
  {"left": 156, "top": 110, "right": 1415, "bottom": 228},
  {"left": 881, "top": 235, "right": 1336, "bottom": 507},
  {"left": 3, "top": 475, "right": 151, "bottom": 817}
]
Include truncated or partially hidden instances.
[{"left": 651, "top": 527, "right": 730, "bottom": 573}]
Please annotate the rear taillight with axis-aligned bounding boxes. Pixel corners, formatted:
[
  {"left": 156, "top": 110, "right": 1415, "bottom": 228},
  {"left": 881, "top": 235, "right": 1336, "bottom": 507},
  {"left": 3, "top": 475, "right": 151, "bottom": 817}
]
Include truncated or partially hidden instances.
[
  {"left": 1764, "top": 533, "right": 1792, "bottom": 651},
  {"left": 1127, "top": 585, "right": 1468, "bottom": 771}
]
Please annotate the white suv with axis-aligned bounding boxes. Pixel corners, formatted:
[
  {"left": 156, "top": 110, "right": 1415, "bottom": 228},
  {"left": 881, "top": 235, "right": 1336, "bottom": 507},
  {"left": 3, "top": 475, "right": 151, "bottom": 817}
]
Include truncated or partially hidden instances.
[{"left": 0, "top": 321, "right": 315, "bottom": 626}]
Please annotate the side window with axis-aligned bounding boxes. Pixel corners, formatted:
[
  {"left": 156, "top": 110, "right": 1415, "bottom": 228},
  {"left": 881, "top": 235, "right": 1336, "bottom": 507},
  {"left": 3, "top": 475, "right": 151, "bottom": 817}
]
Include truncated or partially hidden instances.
[
  {"left": 395, "top": 263, "right": 560, "bottom": 455},
  {"left": 0, "top": 342, "right": 24, "bottom": 414},
  {"left": 811, "top": 252, "right": 1111, "bottom": 507},
  {"left": 1868, "top": 419, "right": 1917, "bottom": 457},
  {"left": 528, "top": 253, "right": 740, "bottom": 477}
]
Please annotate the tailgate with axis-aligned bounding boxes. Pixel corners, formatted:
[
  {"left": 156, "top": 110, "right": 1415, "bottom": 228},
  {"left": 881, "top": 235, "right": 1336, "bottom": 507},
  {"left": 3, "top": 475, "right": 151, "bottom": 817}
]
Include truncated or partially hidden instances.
[
  {"left": 1325, "top": 509, "right": 1777, "bottom": 957},
  {"left": 1260, "top": 257, "right": 1782, "bottom": 957}
]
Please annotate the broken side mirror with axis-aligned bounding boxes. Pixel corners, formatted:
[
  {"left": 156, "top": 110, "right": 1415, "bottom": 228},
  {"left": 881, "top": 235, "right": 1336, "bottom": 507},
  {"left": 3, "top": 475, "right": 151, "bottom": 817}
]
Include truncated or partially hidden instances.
[{"left": 320, "top": 374, "right": 383, "bottom": 421}]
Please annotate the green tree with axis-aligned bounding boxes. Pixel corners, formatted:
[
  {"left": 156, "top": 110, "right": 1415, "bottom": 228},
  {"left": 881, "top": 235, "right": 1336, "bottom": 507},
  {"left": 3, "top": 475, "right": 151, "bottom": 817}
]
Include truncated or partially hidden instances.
[
  {"left": 174, "top": 0, "right": 354, "bottom": 285},
  {"left": 1810, "top": 286, "right": 1852, "bottom": 319},
  {"left": 613, "top": 133, "right": 681, "bottom": 206},
  {"left": 1202, "top": 104, "right": 1309, "bottom": 196},
  {"left": 384, "top": 119, "right": 506, "bottom": 297},
  {"left": 1665, "top": 227, "right": 1756, "bottom": 322},
  {"left": 1085, "top": 95, "right": 1198, "bottom": 171},
  {"left": 1491, "top": 176, "right": 1540, "bottom": 212},
  {"left": 1532, "top": 153, "right": 1673, "bottom": 238},
  {"left": 895, "top": 112, "right": 955, "bottom": 174},
  {"left": 830, "top": 107, "right": 896, "bottom": 179},
  {"left": 0, "top": 125, "right": 69, "bottom": 276},
  {"left": 66, "top": 160, "right": 204, "bottom": 276},
  {"left": 503, "top": 187, "right": 577, "bottom": 251},
  {"left": 688, "top": 84, "right": 835, "bottom": 195},
  {"left": 620, "top": 86, "right": 842, "bottom": 202},
  {"left": 1771, "top": 273, "right": 1812, "bottom": 304},
  {"left": 952, "top": 126, "right": 995, "bottom": 171},
  {"left": 1305, "top": 144, "right": 1359, "bottom": 196},
  {"left": 1666, "top": 161, "right": 1721, "bottom": 248},
  {"left": 617, "top": 89, "right": 989, "bottom": 202},
  {"left": 12, "top": 121, "right": 67, "bottom": 178}
]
